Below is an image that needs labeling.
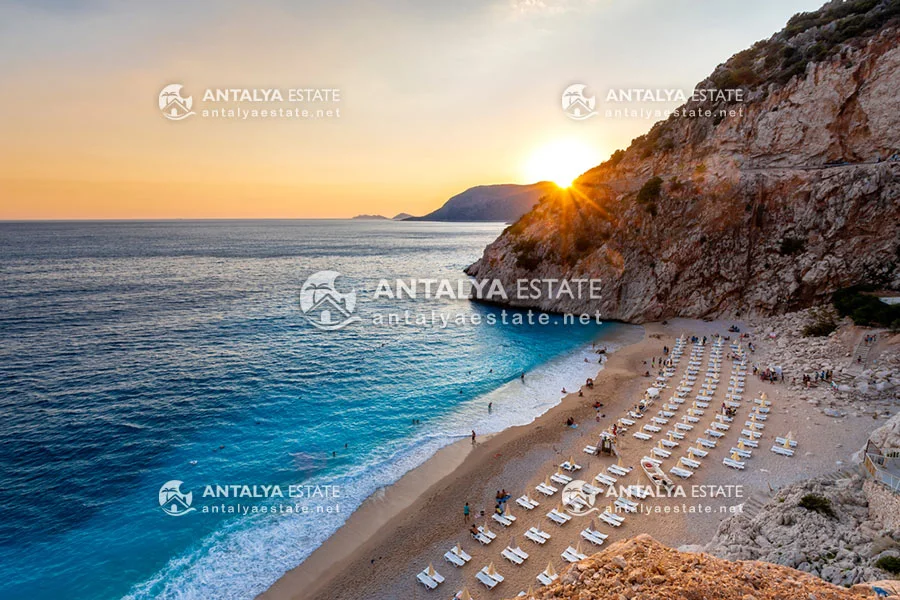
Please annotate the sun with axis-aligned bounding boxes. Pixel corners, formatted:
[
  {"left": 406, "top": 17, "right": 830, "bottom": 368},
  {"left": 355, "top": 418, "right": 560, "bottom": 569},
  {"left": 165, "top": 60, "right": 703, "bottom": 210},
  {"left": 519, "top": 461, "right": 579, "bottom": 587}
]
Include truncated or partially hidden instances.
[{"left": 523, "top": 139, "right": 600, "bottom": 188}]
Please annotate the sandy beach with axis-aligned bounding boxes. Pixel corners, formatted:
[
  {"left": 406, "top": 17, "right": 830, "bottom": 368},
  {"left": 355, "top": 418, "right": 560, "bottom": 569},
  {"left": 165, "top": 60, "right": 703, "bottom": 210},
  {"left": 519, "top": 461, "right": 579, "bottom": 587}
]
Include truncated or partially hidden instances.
[{"left": 260, "top": 318, "right": 883, "bottom": 600}]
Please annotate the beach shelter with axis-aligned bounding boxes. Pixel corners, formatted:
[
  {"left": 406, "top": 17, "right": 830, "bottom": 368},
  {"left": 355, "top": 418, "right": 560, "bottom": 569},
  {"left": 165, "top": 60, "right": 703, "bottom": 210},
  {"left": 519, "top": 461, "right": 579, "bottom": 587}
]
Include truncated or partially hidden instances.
[
  {"left": 730, "top": 452, "right": 740, "bottom": 461},
  {"left": 543, "top": 562, "right": 557, "bottom": 578},
  {"left": 427, "top": 563, "right": 437, "bottom": 578},
  {"left": 454, "top": 543, "right": 463, "bottom": 555},
  {"left": 457, "top": 588, "right": 473, "bottom": 600},
  {"left": 544, "top": 475, "right": 552, "bottom": 487},
  {"left": 487, "top": 562, "right": 498, "bottom": 577},
  {"left": 503, "top": 504, "right": 513, "bottom": 518},
  {"left": 738, "top": 440, "right": 746, "bottom": 450}
]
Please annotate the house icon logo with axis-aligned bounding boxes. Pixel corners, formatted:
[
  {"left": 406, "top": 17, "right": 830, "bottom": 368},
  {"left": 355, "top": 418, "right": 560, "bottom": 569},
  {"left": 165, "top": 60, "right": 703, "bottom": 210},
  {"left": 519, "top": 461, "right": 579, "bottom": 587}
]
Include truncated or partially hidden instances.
[
  {"left": 159, "top": 84, "right": 195, "bottom": 121},
  {"left": 159, "top": 480, "right": 196, "bottom": 516},
  {"left": 561, "top": 83, "right": 597, "bottom": 121},
  {"left": 562, "top": 479, "right": 599, "bottom": 517},
  {"left": 299, "top": 270, "right": 361, "bottom": 331}
]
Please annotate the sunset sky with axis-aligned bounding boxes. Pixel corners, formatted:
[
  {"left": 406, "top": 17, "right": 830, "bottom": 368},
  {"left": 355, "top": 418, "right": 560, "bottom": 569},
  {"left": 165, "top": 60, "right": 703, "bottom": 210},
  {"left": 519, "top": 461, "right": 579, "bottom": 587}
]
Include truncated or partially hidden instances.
[{"left": 0, "top": 0, "right": 825, "bottom": 220}]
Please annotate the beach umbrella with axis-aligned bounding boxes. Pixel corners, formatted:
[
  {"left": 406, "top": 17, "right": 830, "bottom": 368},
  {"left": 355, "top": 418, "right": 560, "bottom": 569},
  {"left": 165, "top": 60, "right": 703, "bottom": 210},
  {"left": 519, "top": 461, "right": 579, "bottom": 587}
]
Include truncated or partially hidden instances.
[
  {"left": 617, "top": 455, "right": 624, "bottom": 467},
  {"left": 544, "top": 562, "right": 557, "bottom": 578},
  {"left": 544, "top": 475, "right": 552, "bottom": 487},
  {"left": 427, "top": 563, "right": 437, "bottom": 577},
  {"left": 575, "top": 541, "right": 584, "bottom": 555},
  {"left": 454, "top": 543, "right": 463, "bottom": 555},
  {"left": 487, "top": 562, "right": 498, "bottom": 577},
  {"left": 589, "top": 518, "right": 597, "bottom": 530},
  {"left": 504, "top": 504, "right": 513, "bottom": 518},
  {"left": 525, "top": 585, "right": 535, "bottom": 598},
  {"left": 730, "top": 452, "right": 740, "bottom": 461},
  {"left": 738, "top": 440, "right": 746, "bottom": 450},
  {"left": 457, "top": 588, "right": 472, "bottom": 600},
  {"left": 761, "top": 392, "right": 768, "bottom": 401}
]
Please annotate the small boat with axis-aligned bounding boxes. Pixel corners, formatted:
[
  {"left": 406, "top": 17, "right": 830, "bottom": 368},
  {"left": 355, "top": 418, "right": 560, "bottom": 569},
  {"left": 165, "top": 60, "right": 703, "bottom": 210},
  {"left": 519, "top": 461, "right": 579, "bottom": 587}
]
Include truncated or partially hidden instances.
[{"left": 640, "top": 457, "right": 675, "bottom": 492}]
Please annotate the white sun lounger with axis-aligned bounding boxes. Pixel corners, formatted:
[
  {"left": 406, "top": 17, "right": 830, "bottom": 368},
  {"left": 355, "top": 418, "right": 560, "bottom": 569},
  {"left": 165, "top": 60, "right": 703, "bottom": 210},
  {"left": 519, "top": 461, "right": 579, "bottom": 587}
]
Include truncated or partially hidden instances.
[
  {"left": 688, "top": 446, "right": 708, "bottom": 458},
  {"left": 660, "top": 438, "right": 679, "bottom": 448},
  {"left": 550, "top": 472, "right": 572, "bottom": 485},
  {"left": 517, "top": 495, "right": 539, "bottom": 510},
  {"left": 670, "top": 466, "right": 693, "bottom": 479},
  {"left": 754, "top": 398, "right": 772, "bottom": 406},
  {"left": 535, "top": 482, "right": 558, "bottom": 496},
  {"left": 560, "top": 461, "right": 582, "bottom": 472},
  {"left": 478, "top": 526, "right": 497, "bottom": 540},
  {"left": 652, "top": 417, "right": 669, "bottom": 425},
  {"left": 598, "top": 511, "right": 624, "bottom": 527},
  {"left": 723, "top": 457, "right": 745, "bottom": 470},
  {"left": 771, "top": 445, "right": 795, "bottom": 457},
  {"left": 582, "top": 483, "right": 603, "bottom": 495},
  {"left": 444, "top": 551, "right": 465, "bottom": 567},
  {"left": 755, "top": 406, "right": 771, "bottom": 413},
  {"left": 417, "top": 572, "right": 439, "bottom": 590},
  {"left": 615, "top": 496, "right": 638, "bottom": 512},
  {"left": 580, "top": 527, "right": 608, "bottom": 546},
  {"left": 744, "top": 421, "right": 764, "bottom": 430},
  {"left": 696, "top": 437, "right": 716, "bottom": 448},
  {"left": 546, "top": 509, "right": 571, "bottom": 525},
  {"left": 704, "top": 429, "right": 725, "bottom": 439},
  {"left": 633, "top": 431, "right": 652, "bottom": 441},
  {"left": 564, "top": 495, "right": 587, "bottom": 511},
  {"left": 679, "top": 456, "right": 701, "bottom": 469},
  {"left": 643, "top": 424, "right": 662, "bottom": 433},
  {"left": 741, "top": 429, "right": 762, "bottom": 439},
  {"left": 476, "top": 567, "right": 503, "bottom": 589},
  {"left": 536, "top": 569, "right": 558, "bottom": 586},
  {"left": 619, "top": 418, "right": 636, "bottom": 426},
  {"left": 583, "top": 445, "right": 598, "bottom": 455},
  {"left": 628, "top": 411, "right": 644, "bottom": 419},
  {"left": 608, "top": 464, "right": 631, "bottom": 477},
  {"left": 667, "top": 429, "right": 685, "bottom": 439},
  {"left": 626, "top": 483, "right": 651, "bottom": 499},
  {"left": 715, "top": 414, "right": 733, "bottom": 423},
  {"left": 730, "top": 447, "right": 752, "bottom": 459},
  {"left": 502, "top": 546, "right": 526, "bottom": 565},
  {"left": 595, "top": 472, "right": 616, "bottom": 486},
  {"left": 695, "top": 401, "right": 710, "bottom": 408},
  {"left": 774, "top": 437, "right": 798, "bottom": 447},
  {"left": 711, "top": 421, "right": 730, "bottom": 431},
  {"left": 749, "top": 412, "right": 768, "bottom": 421},
  {"left": 683, "top": 415, "right": 700, "bottom": 423},
  {"left": 651, "top": 446, "right": 671, "bottom": 459},
  {"left": 738, "top": 437, "right": 758, "bottom": 448},
  {"left": 562, "top": 546, "right": 588, "bottom": 563},
  {"left": 493, "top": 513, "right": 514, "bottom": 527},
  {"left": 725, "top": 401, "right": 741, "bottom": 408},
  {"left": 472, "top": 531, "right": 492, "bottom": 545},
  {"left": 525, "top": 527, "right": 550, "bottom": 545}
]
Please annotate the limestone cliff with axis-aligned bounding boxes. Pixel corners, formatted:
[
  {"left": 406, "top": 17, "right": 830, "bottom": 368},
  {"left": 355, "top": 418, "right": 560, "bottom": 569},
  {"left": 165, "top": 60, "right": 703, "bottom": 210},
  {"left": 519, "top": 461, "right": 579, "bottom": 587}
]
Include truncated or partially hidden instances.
[{"left": 467, "top": 0, "right": 900, "bottom": 322}]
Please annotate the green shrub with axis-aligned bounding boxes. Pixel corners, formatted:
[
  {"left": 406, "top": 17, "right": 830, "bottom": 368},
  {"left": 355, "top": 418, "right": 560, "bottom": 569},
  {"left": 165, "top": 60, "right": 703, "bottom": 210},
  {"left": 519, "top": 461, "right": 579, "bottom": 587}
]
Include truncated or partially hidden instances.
[
  {"left": 637, "top": 176, "right": 663, "bottom": 204},
  {"left": 798, "top": 493, "right": 835, "bottom": 518},
  {"left": 875, "top": 555, "right": 900, "bottom": 574},
  {"left": 832, "top": 286, "right": 900, "bottom": 327}
]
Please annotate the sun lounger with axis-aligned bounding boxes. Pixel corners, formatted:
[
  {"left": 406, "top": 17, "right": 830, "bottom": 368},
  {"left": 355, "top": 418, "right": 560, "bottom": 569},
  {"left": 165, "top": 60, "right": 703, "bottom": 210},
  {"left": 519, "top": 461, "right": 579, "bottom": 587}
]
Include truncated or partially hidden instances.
[
  {"left": 643, "top": 424, "right": 662, "bottom": 433},
  {"left": 581, "top": 528, "right": 607, "bottom": 546},
  {"left": 688, "top": 446, "right": 708, "bottom": 458},
  {"left": 749, "top": 412, "right": 767, "bottom": 421},
  {"left": 517, "top": 495, "right": 539, "bottom": 510},
  {"left": 652, "top": 417, "right": 669, "bottom": 425},
  {"left": 619, "top": 418, "right": 636, "bottom": 426},
  {"left": 660, "top": 438, "right": 678, "bottom": 448},
  {"left": 535, "top": 482, "right": 557, "bottom": 496},
  {"left": 564, "top": 495, "right": 587, "bottom": 511},
  {"left": 478, "top": 526, "right": 496, "bottom": 540},
  {"left": 502, "top": 547, "right": 525, "bottom": 565},
  {"left": 476, "top": 568, "right": 502, "bottom": 589},
  {"left": 667, "top": 429, "right": 685, "bottom": 439},
  {"left": 696, "top": 437, "right": 716, "bottom": 448},
  {"left": 581, "top": 483, "right": 602, "bottom": 496},
  {"left": 560, "top": 461, "right": 582, "bottom": 472},
  {"left": 595, "top": 472, "right": 616, "bottom": 486},
  {"left": 608, "top": 464, "right": 631, "bottom": 476},
  {"left": 711, "top": 421, "right": 730, "bottom": 431},
  {"left": 774, "top": 437, "right": 798, "bottom": 447},
  {"left": 695, "top": 401, "right": 709, "bottom": 408},
  {"left": 615, "top": 496, "right": 638, "bottom": 512},
  {"left": 704, "top": 429, "right": 724, "bottom": 438},
  {"left": 755, "top": 406, "right": 770, "bottom": 413},
  {"left": 626, "top": 483, "right": 651, "bottom": 499},
  {"left": 715, "top": 414, "right": 734, "bottom": 423},
  {"left": 509, "top": 544, "right": 528, "bottom": 561},
  {"left": 583, "top": 445, "right": 598, "bottom": 455},
  {"left": 536, "top": 566, "right": 558, "bottom": 586},
  {"left": 444, "top": 550, "right": 465, "bottom": 567},
  {"left": 472, "top": 531, "right": 492, "bottom": 545},
  {"left": 679, "top": 456, "right": 701, "bottom": 469},
  {"left": 741, "top": 429, "right": 761, "bottom": 439},
  {"left": 660, "top": 410, "right": 676, "bottom": 417},
  {"left": 725, "top": 401, "right": 741, "bottom": 408},
  {"left": 669, "top": 466, "right": 693, "bottom": 479},
  {"left": 493, "top": 512, "right": 513, "bottom": 527},
  {"left": 417, "top": 572, "right": 439, "bottom": 589},
  {"left": 744, "top": 421, "right": 764, "bottom": 430},
  {"left": 771, "top": 445, "right": 795, "bottom": 457},
  {"left": 754, "top": 398, "right": 772, "bottom": 406},
  {"left": 550, "top": 472, "right": 572, "bottom": 485},
  {"left": 633, "top": 431, "right": 652, "bottom": 441},
  {"left": 546, "top": 509, "right": 570, "bottom": 525},
  {"left": 651, "top": 446, "right": 671, "bottom": 459},
  {"left": 683, "top": 415, "right": 700, "bottom": 423},
  {"left": 562, "top": 546, "right": 588, "bottom": 563},
  {"left": 525, "top": 527, "right": 550, "bottom": 545},
  {"left": 628, "top": 411, "right": 643, "bottom": 419},
  {"left": 729, "top": 447, "right": 752, "bottom": 459},
  {"left": 723, "top": 457, "right": 745, "bottom": 470},
  {"left": 598, "top": 511, "right": 624, "bottom": 527},
  {"left": 738, "top": 437, "right": 758, "bottom": 448}
]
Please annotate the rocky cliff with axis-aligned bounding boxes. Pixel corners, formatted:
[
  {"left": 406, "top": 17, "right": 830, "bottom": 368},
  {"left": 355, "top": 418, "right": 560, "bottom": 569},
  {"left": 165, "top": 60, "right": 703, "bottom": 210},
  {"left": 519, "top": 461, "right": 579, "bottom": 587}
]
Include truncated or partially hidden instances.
[
  {"left": 467, "top": 0, "right": 900, "bottom": 323},
  {"left": 507, "top": 535, "right": 886, "bottom": 599},
  {"left": 408, "top": 182, "right": 558, "bottom": 222}
]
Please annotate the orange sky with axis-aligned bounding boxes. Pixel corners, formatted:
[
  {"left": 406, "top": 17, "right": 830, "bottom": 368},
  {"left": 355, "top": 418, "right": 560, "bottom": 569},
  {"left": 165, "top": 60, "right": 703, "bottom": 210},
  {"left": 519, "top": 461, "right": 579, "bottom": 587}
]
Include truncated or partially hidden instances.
[{"left": 0, "top": 0, "right": 824, "bottom": 219}]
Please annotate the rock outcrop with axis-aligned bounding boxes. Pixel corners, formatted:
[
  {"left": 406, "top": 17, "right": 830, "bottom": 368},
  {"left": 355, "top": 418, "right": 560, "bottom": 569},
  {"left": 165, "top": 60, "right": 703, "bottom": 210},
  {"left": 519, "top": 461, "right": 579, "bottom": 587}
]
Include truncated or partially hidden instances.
[
  {"left": 468, "top": 0, "right": 900, "bottom": 323},
  {"left": 407, "top": 182, "right": 558, "bottom": 222},
  {"left": 508, "top": 534, "right": 884, "bottom": 599}
]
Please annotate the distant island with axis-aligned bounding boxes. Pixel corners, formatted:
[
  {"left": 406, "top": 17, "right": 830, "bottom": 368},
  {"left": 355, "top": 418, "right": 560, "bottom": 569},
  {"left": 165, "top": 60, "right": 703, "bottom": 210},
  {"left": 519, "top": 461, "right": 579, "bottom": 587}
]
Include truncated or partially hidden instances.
[
  {"left": 405, "top": 182, "right": 557, "bottom": 222},
  {"left": 392, "top": 213, "right": 413, "bottom": 221},
  {"left": 350, "top": 214, "right": 389, "bottom": 220}
]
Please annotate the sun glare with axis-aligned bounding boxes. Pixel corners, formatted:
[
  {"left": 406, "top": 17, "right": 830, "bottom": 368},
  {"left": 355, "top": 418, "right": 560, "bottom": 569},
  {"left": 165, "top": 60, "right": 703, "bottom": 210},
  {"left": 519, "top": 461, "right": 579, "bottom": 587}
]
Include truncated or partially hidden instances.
[{"left": 523, "top": 139, "right": 600, "bottom": 188}]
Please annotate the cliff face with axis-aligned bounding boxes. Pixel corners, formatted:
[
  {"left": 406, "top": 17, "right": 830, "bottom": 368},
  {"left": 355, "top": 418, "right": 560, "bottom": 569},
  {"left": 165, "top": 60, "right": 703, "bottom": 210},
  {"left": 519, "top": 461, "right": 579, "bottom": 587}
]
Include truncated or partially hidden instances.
[
  {"left": 509, "top": 535, "right": 882, "bottom": 600},
  {"left": 408, "top": 182, "right": 558, "bottom": 222},
  {"left": 467, "top": 1, "right": 900, "bottom": 323}
]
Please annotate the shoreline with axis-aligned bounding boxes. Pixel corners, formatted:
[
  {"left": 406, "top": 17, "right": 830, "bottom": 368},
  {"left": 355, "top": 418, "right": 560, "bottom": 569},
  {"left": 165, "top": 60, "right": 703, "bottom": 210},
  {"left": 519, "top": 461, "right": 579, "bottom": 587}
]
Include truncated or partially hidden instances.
[{"left": 260, "top": 325, "right": 651, "bottom": 600}]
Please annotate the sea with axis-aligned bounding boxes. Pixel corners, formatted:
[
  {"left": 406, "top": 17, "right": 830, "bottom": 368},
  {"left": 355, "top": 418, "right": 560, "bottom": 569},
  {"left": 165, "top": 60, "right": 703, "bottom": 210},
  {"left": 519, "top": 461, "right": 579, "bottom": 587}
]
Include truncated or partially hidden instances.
[{"left": 0, "top": 220, "right": 639, "bottom": 600}]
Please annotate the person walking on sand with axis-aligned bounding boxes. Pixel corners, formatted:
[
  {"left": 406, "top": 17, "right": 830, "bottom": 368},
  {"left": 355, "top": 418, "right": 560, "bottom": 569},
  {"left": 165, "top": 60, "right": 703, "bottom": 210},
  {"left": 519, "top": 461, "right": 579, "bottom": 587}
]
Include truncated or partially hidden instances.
[
  {"left": 463, "top": 502, "right": 470, "bottom": 523},
  {"left": 488, "top": 402, "right": 492, "bottom": 414},
  {"left": 471, "top": 430, "right": 476, "bottom": 445}
]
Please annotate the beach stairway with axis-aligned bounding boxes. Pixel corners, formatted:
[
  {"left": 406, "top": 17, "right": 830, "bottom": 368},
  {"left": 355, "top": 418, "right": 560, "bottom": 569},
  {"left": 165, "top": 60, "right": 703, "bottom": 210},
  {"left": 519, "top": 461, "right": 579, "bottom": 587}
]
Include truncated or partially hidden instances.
[
  {"left": 851, "top": 336, "right": 873, "bottom": 369},
  {"left": 740, "top": 490, "right": 773, "bottom": 519},
  {"left": 820, "top": 463, "right": 867, "bottom": 484}
]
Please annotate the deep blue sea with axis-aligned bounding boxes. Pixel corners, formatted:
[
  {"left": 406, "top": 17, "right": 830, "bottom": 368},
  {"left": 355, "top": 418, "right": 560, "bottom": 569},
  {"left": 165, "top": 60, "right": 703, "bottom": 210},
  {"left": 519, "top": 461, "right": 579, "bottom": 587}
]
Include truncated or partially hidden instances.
[{"left": 0, "top": 220, "right": 636, "bottom": 600}]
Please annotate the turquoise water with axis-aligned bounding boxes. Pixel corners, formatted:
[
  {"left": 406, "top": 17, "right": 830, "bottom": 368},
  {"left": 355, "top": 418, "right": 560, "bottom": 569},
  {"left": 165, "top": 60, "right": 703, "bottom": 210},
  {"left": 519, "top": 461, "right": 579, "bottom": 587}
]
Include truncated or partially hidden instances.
[{"left": 0, "top": 220, "right": 635, "bottom": 599}]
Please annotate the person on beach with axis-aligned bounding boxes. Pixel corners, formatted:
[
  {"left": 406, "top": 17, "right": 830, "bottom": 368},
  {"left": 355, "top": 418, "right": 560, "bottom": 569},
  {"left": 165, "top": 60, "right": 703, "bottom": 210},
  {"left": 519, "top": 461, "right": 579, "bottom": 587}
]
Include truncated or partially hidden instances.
[
  {"left": 488, "top": 402, "right": 492, "bottom": 414},
  {"left": 471, "top": 430, "right": 476, "bottom": 445},
  {"left": 463, "top": 502, "right": 470, "bottom": 523}
]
